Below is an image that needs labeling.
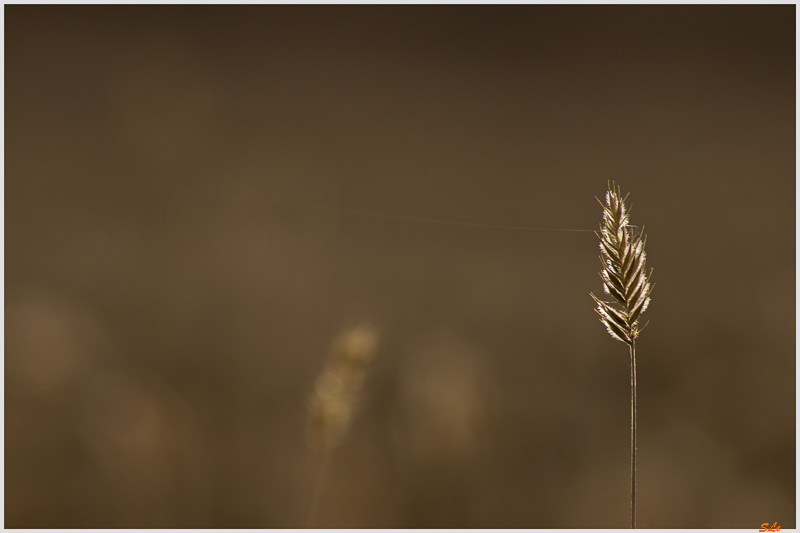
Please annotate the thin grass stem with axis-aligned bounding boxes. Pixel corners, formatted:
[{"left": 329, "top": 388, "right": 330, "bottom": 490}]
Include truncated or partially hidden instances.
[
  {"left": 306, "top": 449, "right": 331, "bottom": 529},
  {"left": 630, "top": 340, "right": 637, "bottom": 529}
]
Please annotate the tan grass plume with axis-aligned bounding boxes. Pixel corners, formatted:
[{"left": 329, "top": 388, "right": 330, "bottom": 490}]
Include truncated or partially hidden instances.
[
  {"left": 307, "top": 326, "right": 378, "bottom": 450},
  {"left": 305, "top": 326, "right": 377, "bottom": 527},
  {"left": 590, "top": 182, "right": 653, "bottom": 529}
]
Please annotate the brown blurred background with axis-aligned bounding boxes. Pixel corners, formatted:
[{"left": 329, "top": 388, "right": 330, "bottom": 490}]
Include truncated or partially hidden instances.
[{"left": 5, "top": 5, "right": 795, "bottom": 528}]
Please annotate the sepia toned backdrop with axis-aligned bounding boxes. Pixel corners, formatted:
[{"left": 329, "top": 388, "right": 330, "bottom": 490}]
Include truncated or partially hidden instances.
[{"left": 5, "top": 5, "right": 795, "bottom": 528}]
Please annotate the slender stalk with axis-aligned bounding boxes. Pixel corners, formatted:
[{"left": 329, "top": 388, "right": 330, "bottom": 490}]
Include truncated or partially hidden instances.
[
  {"left": 306, "top": 449, "right": 331, "bottom": 529},
  {"left": 630, "top": 341, "right": 637, "bottom": 529}
]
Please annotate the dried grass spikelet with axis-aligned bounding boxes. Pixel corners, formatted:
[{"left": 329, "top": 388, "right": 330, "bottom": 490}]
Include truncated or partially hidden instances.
[
  {"left": 308, "top": 326, "right": 378, "bottom": 450},
  {"left": 590, "top": 182, "right": 654, "bottom": 345}
]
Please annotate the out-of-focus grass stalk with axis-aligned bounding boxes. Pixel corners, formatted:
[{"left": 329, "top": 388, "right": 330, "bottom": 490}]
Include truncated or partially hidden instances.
[{"left": 305, "top": 326, "right": 377, "bottom": 528}]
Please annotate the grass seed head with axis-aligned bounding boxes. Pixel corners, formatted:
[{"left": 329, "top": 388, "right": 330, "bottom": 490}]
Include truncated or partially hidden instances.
[
  {"left": 590, "top": 182, "right": 653, "bottom": 345},
  {"left": 307, "top": 326, "right": 378, "bottom": 450}
]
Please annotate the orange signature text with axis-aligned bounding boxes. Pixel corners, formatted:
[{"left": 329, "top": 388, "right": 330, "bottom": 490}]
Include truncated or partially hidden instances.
[{"left": 760, "top": 523, "right": 780, "bottom": 532}]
